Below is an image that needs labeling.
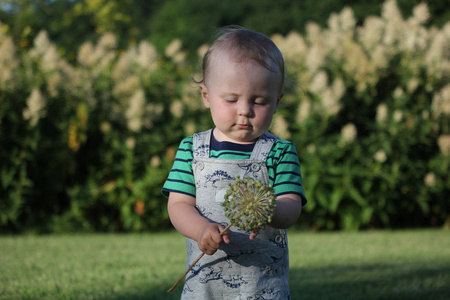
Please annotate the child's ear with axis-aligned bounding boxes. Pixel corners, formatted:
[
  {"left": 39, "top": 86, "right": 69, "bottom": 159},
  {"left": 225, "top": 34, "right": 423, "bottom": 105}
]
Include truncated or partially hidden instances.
[
  {"left": 199, "top": 84, "right": 210, "bottom": 108},
  {"left": 277, "top": 91, "right": 284, "bottom": 106}
]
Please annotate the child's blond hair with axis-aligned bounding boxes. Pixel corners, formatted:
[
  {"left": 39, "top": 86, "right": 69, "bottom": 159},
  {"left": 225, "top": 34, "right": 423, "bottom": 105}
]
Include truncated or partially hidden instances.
[{"left": 200, "top": 26, "right": 285, "bottom": 91}]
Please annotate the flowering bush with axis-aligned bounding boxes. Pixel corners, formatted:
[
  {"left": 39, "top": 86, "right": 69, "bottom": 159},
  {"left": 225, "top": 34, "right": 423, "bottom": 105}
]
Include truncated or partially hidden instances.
[
  {"left": 272, "top": 0, "right": 449, "bottom": 229},
  {"left": 0, "top": 0, "right": 448, "bottom": 232}
]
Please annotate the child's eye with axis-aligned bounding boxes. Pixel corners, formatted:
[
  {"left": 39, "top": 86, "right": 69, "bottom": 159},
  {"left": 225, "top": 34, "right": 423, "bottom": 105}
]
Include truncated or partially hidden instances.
[
  {"left": 225, "top": 98, "right": 238, "bottom": 102},
  {"left": 254, "top": 99, "right": 268, "bottom": 105}
]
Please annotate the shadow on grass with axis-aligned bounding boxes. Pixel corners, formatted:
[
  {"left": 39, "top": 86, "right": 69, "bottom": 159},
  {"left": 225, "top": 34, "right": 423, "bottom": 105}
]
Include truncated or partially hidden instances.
[
  {"left": 105, "top": 263, "right": 450, "bottom": 300},
  {"left": 289, "top": 262, "right": 450, "bottom": 300}
]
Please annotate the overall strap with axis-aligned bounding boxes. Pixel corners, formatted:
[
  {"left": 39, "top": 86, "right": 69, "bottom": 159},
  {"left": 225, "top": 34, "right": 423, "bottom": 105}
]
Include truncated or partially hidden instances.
[
  {"left": 192, "top": 129, "right": 212, "bottom": 158},
  {"left": 249, "top": 131, "right": 278, "bottom": 162}
]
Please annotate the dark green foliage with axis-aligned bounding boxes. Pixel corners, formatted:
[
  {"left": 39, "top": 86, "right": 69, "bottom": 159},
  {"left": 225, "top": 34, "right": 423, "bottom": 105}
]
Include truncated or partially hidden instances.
[
  {"left": 1, "top": 0, "right": 448, "bottom": 61},
  {"left": 0, "top": 0, "right": 448, "bottom": 232}
]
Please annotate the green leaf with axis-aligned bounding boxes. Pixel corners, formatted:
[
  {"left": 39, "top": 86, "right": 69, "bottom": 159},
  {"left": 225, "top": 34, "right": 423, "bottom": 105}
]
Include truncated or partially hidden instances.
[
  {"left": 348, "top": 188, "right": 367, "bottom": 207},
  {"left": 329, "top": 189, "right": 344, "bottom": 214},
  {"left": 361, "top": 207, "right": 374, "bottom": 224}
]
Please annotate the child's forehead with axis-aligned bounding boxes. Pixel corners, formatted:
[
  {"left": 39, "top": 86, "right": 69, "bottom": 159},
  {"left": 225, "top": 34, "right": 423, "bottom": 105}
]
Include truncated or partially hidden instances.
[
  {"left": 205, "top": 46, "right": 284, "bottom": 89},
  {"left": 207, "top": 55, "right": 283, "bottom": 90},
  {"left": 210, "top": 49, "right": 276, "bottom": 73},
  {"left": 211, "top": 50, "right": 245, "bottom": 66}
]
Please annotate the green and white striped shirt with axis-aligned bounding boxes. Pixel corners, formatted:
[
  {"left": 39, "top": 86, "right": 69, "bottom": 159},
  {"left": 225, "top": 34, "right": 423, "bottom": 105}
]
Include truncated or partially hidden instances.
[{"left": 162, "top": 131, "right": 306, "bottom": 204}]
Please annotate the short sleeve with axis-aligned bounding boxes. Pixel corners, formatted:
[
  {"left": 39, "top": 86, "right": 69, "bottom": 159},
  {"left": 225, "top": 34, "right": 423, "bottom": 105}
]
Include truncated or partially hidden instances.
[
  {"left": 161, "top": 137, "right": 196, "bottom": 198},
  {"left": 268, "top": 140, "right": 307, "bottom": 205}
]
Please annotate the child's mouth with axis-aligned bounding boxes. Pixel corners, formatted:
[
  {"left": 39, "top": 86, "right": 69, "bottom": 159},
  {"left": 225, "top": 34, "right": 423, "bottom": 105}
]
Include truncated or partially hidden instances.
[{"left": 237, "top": 124, "right": 251, "bottom": 129}]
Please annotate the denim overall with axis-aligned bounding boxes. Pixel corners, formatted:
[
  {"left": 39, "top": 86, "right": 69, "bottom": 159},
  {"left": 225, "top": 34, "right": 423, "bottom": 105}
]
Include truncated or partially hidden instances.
[{"left": 181, "top": 129, "right": 290, "bottom": 299}]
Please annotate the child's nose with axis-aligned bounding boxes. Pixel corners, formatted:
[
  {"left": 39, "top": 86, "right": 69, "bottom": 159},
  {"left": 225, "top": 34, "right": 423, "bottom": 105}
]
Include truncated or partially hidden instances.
[{"left": 238, "top": 102, "right": 253, "bottom": 117}]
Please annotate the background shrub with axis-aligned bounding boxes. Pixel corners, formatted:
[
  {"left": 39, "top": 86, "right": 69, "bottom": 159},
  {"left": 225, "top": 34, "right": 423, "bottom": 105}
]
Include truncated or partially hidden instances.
[{"left": 0, "top": 0, "right": 448, "bottom": 232}]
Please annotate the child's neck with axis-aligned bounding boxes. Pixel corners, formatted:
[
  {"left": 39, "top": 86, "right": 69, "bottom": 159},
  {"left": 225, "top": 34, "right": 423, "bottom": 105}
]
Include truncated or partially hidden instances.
[{"left": 212, "top": 129, "right": 258, "bottom": 145}]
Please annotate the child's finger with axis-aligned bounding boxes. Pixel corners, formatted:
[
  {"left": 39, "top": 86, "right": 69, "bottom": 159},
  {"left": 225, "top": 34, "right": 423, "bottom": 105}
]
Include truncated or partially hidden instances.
[
  {"left": 249, "top": 228, "right": 259, "bottom": 240},
  {"left": 211, "top": 229, "right": 224, "bottom": 244},
  {"left": 216, "top": 224, "right": 230, "bottom": 244},
  {"left": 221, "top": 231, "right": 231, "bottom": 244},
  {"left": 208, "top": 239, "right": 221, "bottom": 250}
]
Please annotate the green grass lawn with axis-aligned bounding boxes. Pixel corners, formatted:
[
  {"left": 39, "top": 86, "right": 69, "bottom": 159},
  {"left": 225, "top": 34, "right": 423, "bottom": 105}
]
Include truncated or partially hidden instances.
[{"left": 1, "top": 229, "right": 449, "bottom": 299}]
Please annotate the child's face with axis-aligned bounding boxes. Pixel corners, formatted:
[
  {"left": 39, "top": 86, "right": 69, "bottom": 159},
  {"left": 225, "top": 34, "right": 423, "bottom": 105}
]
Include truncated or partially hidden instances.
[{"left": 200, "top": 53, "right": 283, "bottom": 143}]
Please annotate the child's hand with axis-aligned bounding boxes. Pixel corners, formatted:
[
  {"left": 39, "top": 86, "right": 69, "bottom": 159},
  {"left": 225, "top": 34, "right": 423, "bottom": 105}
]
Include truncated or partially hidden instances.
[
  {"left": 249, "top": 228, "right": 259, "bottom": 240},
  {"left": 197, "top": 223, "right": 230, "bottom": 255}
]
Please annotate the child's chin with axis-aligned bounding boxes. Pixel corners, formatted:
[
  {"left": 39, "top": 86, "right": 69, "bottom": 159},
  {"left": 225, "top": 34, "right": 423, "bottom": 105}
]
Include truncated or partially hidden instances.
[{"left": 236, "top": 136, "right": 259, "bottom": 143}]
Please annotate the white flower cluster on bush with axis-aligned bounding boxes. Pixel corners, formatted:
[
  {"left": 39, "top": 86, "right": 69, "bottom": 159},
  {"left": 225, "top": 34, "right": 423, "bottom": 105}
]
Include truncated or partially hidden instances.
[{"left": 0, "top": 0, "right": 448, "bottom": 230}]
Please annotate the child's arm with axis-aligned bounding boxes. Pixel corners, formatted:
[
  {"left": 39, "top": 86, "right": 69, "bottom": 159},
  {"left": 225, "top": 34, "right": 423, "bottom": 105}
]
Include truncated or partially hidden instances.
[
  {"left": 167, "top": 192, "right": 230, "bottom": 255},
  {"left": 249, "top": 193, "right": 302, "bottom": 240},
  {"left": 270, "top": 193, "right": 302, "bottom": 229}
]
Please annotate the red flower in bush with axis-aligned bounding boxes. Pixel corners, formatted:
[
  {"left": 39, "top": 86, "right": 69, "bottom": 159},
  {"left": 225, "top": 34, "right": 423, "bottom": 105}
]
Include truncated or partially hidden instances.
[{"left": 134, "top": 200, "right": 145, "bottom": 215}]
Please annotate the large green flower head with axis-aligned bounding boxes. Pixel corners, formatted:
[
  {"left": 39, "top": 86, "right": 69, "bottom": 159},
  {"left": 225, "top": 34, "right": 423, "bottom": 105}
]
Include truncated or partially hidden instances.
[{"left": 222, "top": 176, "right": 277, "bottom": 232}]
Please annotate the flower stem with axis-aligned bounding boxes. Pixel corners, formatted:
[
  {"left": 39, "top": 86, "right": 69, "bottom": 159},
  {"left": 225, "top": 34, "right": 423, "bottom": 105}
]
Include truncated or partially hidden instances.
[{"left": 167, "top": 223, "right": 233, "bottom": 292}]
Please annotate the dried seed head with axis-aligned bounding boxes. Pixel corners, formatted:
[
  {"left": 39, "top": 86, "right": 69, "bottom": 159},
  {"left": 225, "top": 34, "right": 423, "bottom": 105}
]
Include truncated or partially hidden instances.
[{"left": 221, "top": 176, "right": 277, "bottom": 232}]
